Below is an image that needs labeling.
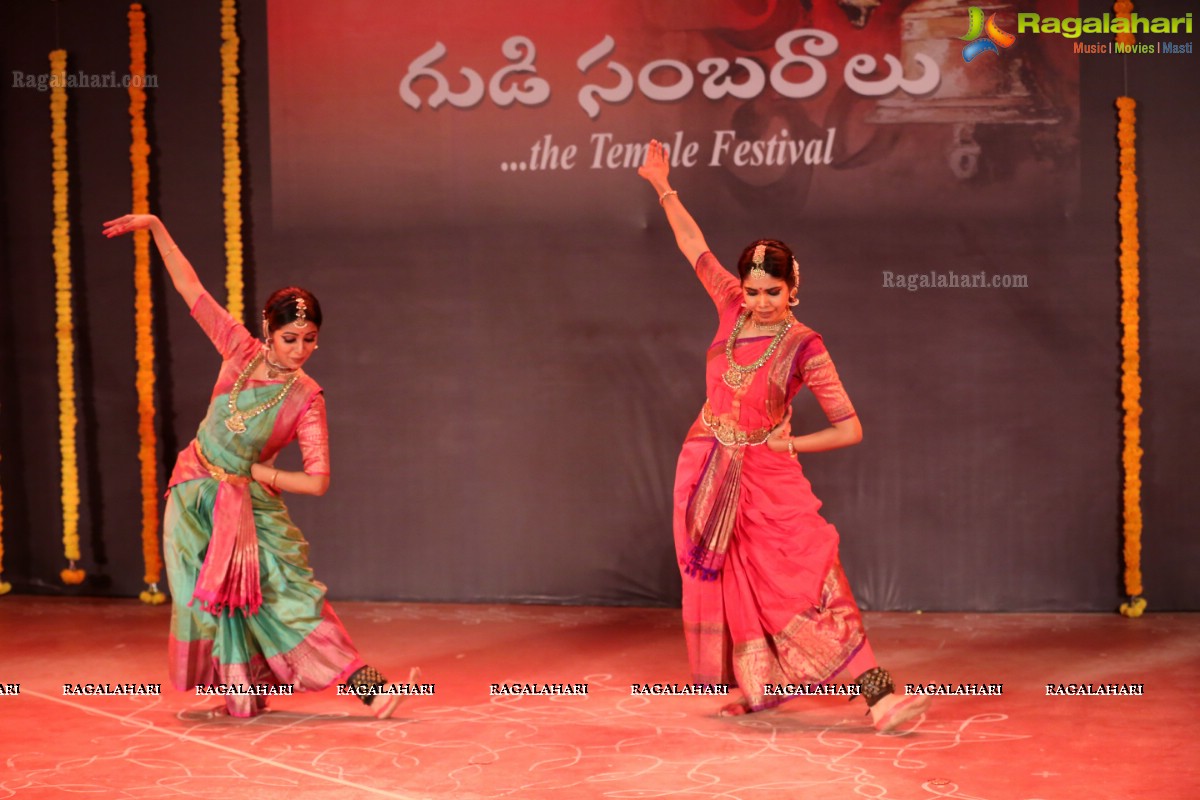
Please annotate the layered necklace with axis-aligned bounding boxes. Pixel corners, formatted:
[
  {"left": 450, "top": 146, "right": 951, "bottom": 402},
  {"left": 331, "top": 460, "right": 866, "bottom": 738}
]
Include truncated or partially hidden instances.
[
  {"left": 225, "top": 353, "right": 299, "bottom": 434},
  {"left": 722, "top": 311, "right": 795, "bottom": 388}
]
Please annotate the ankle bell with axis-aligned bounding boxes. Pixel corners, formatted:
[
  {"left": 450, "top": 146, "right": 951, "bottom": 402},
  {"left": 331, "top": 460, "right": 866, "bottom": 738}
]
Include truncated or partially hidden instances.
[{"left": 854, "top": 666, "right": 895, "bottom": 708}]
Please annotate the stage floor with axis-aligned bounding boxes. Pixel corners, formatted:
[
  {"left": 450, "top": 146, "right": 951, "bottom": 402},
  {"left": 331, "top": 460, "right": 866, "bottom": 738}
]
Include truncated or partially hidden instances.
[{"left": 0, "top": 597, "right": 1196, "bottom": 799}]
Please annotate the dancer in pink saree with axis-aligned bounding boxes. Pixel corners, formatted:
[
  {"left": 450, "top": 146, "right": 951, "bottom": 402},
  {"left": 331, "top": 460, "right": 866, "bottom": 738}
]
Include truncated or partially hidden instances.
[
  {"left": 104, "top": 213, "right": 414, "bottom": 719},
  {"left": 638, "top": 141, "right": 929, "bottom": 731}
]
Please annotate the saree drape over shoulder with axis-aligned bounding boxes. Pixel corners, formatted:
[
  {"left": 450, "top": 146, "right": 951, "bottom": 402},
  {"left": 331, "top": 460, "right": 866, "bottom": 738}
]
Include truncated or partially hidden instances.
[
  {"left": 673, "top": 252, "right": 867, "bottom": 711},
  {"left": 164, "top": 293, "right": 363, "bottom": 717}
]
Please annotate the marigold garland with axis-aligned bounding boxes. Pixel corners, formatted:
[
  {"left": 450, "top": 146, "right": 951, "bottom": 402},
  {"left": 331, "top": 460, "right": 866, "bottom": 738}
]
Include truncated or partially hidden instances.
[
  {"left": 50, "top": 49, "right": 85, "bottom": 586},
  {"left": 128, "top": 4, "right": 166, "bottom": 605},
  {"left": 1113, "top": 1, "right": 1136, "bottom": 47},
  {"left": 220, "top": 0, "right": 245, "bottom": 322},
  {"left": 1115, "top": 96, "right": 1144, "bottom": 619}
]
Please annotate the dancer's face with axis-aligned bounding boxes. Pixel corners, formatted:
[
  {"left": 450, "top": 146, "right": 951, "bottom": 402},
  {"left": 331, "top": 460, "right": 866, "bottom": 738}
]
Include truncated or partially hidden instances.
[
  {"left": 267, "top": 322, "right": 319, "bottom": 370},
  {"left": 741, "top": 274, "right": 793, "bottom": 325}
]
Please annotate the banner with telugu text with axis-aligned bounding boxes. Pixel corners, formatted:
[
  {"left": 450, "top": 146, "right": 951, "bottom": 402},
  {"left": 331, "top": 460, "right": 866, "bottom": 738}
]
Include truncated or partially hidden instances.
[{"left": 267, "top": 0, "right": 1080, "bottom": 229}]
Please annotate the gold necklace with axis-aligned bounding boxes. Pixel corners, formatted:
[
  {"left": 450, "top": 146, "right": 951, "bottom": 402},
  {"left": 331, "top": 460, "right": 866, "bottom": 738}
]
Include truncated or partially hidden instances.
[
  {"left": 262, "top": 346, "right": 296, "bottom": 379},
  {"left": 751, "top": 317, "right": 790, "bottom": 333},
  {"left": 225, "top": 353, "right": 299, "bottom": 434},
  {"left": 722, "top": 312, "right": 794, "bottom": 388}
]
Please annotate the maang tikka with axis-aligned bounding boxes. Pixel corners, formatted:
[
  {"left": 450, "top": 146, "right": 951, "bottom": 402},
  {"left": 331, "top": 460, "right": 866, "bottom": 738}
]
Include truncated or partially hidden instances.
[
  {"left": 750, "top": 244, "right": 768, "bottom": 279},
  {"left": 293, "top": 296, "right": 309, "bottom": 328}
]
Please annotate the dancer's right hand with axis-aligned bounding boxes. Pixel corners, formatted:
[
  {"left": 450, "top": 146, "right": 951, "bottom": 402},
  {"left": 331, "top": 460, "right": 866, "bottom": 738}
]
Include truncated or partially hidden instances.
[
  {"left": 102, "top": 214, "right": 204, "bottom": 308},
  {"left": 103, "top": 213, "right": 159, "bottom": 238},
  {"left": 637, "top": 139, "right": 670, "bottom": 186}
]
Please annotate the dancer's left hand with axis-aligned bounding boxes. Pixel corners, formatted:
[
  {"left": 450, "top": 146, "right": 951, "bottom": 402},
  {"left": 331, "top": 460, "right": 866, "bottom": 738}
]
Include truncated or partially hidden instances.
[{"left": 250, "top": 455, "right": 280, "bottom": 490}]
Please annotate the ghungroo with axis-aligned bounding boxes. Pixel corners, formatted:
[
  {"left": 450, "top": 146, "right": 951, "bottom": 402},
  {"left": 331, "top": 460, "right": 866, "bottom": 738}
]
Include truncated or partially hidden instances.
[
  {"left": 855, "top": 667, "right": 894, "bottom": 708},
  {"left": 345, "top": 665, "right": 388, "bottom": 706}
]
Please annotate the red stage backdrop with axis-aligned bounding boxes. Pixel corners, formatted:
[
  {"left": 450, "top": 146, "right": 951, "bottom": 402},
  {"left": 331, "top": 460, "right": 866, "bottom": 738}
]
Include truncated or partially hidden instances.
[{"left": 268, "top": 0, "right": 1079, "bottom": 229}]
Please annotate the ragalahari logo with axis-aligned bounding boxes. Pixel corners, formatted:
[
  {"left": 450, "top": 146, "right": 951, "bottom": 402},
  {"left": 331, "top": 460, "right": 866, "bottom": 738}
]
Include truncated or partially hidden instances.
[{"left": 961, "top": 7, "right": 1017, "bottom": 62}]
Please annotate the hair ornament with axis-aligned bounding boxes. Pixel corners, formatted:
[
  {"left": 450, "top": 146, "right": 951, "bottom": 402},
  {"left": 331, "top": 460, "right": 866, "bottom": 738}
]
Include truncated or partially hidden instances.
[
  {"left": 293, "top": 296, "right": 309, "bottom": 328},
  {"left": 750, "top": 244, "right": 768, "bottom": 279}
]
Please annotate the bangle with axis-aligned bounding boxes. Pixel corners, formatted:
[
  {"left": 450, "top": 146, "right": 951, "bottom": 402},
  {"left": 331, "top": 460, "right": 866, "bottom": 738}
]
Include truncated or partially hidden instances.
[
  {"left": 270, "top": 468, "right": 279, "bottom": 490},
  {"left": 658, "top": 189, "right": 678, "bottom": 206},
  {"left": 786, "top": 439, "right": 796, "bottom": 458}
]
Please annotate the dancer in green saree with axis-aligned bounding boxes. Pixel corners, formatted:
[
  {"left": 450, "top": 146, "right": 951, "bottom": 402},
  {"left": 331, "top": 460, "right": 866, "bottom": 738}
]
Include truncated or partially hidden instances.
[{"left": 104, "top": 213, "right": 413, "bottom": 718}]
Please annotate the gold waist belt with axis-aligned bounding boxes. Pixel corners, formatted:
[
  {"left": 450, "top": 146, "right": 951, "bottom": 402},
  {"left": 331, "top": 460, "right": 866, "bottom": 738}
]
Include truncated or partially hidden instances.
[
  {"left": 702, "top": 402, "right": 772, "bottom": 447},
  {"left": 194, "top": 441, "right": 252, "bottom": 486}
]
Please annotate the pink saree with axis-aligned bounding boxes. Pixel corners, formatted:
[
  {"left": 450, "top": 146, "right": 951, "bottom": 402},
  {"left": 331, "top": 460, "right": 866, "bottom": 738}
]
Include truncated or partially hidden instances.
[{"left": 673, "top": 252, "right": 870, "bottom": 711}]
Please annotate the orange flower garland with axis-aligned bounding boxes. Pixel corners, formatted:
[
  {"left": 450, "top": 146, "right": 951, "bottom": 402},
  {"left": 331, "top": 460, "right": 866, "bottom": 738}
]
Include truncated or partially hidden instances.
[
  {"left": 220, "top": 0, "right": 245, "bottom": 322},
  {"left": 128, "top": 3, "right": 166, "bottom": 605},
  {"left": 1116, "top": 96, "right": 1144, "bottom": 619},
  {"left": 50, "top": 49, "right": 85, "bottom": 585},
  {"left": 1113, "top": 0, "right": 1143, "bottom": 619},
  {"left": 1113, "top": 1, "right": 1136, "bottom": 47}
]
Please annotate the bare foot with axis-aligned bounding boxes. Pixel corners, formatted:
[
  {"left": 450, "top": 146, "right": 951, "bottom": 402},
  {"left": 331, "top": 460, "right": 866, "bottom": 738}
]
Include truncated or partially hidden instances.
[
  {"left": 718, "top": 698, "right": 752, "bottom": 717},
  {"left": 371, "top": 666, "right": 422, "bottom": 720},
  {"left": 870, "top": 693, "right": 930, "bottom": 732}
]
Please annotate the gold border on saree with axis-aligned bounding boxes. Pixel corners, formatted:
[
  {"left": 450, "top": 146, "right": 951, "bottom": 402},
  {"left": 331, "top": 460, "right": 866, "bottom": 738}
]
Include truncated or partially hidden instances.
[{"left": 701, "top": 402, "right": 772, "bottom": 447}]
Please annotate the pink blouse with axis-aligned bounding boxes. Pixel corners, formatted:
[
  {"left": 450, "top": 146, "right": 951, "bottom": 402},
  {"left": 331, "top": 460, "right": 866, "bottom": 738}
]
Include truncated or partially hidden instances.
[{"left": 695, "top": 251, "right": 856, "bottom": 428}]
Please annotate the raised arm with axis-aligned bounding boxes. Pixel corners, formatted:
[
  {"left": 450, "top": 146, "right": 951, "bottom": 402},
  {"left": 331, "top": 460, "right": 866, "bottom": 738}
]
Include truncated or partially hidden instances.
[
  {"left": 638, "top": 139, "right": 710, "bottom": 267},
  {"left": 103, "top": 214, "right": 204, "bottom": 309}
]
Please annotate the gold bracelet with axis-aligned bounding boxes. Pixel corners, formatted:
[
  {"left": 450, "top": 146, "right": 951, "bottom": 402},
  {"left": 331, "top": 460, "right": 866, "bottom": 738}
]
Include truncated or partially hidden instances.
[
  {"left": 271, "top": 468, "right": 279, "bottom": 489},
  {"left": 658, "top": 189, "right": 678, "bottom": 206},
  {"left": 786, "top": 439, "right": 796, "bottom": 458}
]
